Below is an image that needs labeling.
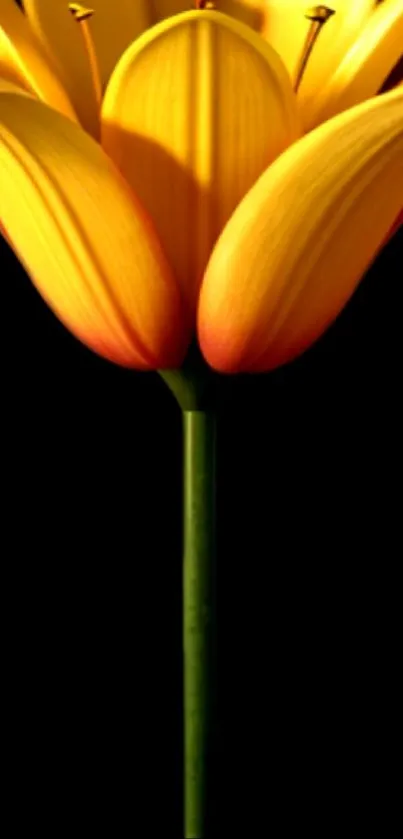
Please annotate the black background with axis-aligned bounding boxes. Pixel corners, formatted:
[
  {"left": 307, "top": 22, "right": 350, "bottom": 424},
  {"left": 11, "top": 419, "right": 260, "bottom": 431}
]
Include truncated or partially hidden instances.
[
  {"left": 4, "top": 0, "right": 403, "bottom": 829},
  {"left": 2, "top": 223, "right": 402, "bottom": 832}
]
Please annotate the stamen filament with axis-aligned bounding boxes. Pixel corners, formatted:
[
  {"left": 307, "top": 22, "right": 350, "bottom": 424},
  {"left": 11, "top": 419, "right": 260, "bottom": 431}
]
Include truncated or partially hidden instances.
[
  {"left": 68, "top": 4, "right": 103, "bottom": 109},
  {"left": 294, "top": 5, "right": 336, "bottom": 93}
]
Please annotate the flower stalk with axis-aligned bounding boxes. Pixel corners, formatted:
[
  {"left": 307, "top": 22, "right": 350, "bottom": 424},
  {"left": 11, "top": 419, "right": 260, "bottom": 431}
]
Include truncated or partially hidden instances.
[
  {"left": 160, "top": 353, "right": 218, "bottom": 836},
  {"left": 182, "top": 408, "right": 217, "bottom": 837}
]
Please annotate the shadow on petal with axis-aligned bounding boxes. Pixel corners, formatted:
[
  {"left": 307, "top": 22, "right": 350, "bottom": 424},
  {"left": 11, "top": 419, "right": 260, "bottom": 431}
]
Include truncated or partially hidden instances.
[
  {"left": 102, "top": 124, "right": 220, "bottom": 318},
  {"left": 102, "top": 9, "right": 300, "bottom": 315}
]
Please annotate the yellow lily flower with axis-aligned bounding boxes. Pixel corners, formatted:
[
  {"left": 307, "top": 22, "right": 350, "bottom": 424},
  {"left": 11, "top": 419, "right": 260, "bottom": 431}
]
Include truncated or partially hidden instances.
[{"left": 0, "top": 0, "right": 402, "bottom": 374}]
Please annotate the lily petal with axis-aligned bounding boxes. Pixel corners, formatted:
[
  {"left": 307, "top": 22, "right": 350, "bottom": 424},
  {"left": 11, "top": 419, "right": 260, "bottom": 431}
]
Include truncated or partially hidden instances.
[
  {"left": 198, "top": 88, "right": 403, "bottom": 373},
  {"left": 0, "top": 93, "right": 188, "bottom": 369},
  {"left": 304, "top": 0, "right": 403, "bottom": 129},
  {"left": 0, "top": 0, "right": 77, "bottom": 120},
  {"left": 24, "top": 0, "right": 152, "bottom": 137},
  {"left": 102, "top": 9, "right": 300, "bottom": 315}
]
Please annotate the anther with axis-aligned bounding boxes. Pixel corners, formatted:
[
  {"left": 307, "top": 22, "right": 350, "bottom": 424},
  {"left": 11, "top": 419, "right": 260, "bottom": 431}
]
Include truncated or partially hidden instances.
[{"left": 68, "top": 3, "right": 94, "bottom": 22}]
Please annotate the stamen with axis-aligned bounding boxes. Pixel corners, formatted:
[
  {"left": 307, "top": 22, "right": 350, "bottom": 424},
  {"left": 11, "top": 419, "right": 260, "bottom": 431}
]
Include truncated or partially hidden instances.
[
  {"left": 294, "top": 6, "right": 336, "bottom": 93},
  {"left": 195, "top": 2, "right": 216, "bottom": 8},
  {"left": 68, "top": 4, "right": 102, "bottom": 109}
]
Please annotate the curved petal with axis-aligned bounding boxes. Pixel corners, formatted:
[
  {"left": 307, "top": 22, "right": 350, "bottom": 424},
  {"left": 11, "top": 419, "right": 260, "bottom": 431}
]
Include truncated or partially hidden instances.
[
  {"left": 102, "top": 9, "right": 300, "bottom": 315},
  {"left": 0, "top": 93, "right": 188, "bottom": 369},
  {"left": 198, "top": 88, "right": 403, "bottom": 373},
  {"left": 24, "top": 0, "right": 152, "bottom": 137},
  {"left": 0, "top": 0, "right": 77, "bottom": 120},
  {"left": 304, "top": 0, "right": 403, "bottom": 129}
]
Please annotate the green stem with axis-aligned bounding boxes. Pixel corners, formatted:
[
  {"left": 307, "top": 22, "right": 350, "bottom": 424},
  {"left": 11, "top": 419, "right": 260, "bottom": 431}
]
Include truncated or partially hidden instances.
[{"left": 183, "top": 409, "right": 217, "bottom": 837}]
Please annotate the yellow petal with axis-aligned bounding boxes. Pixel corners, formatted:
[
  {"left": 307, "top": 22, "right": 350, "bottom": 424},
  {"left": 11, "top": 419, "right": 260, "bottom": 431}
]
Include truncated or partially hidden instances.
[
  {"left": 304, "top": 0, "right": 403, "bottom": 129},
  {"left": 0, "top": 0, "right": 77, "bottom": 120},
  {"left": 0, "top": 92, "right": 188, "bottom": 369},
  {"left": 198, "top": 88, "right": 403, "bottom": 373},
  {"left": 102, "top": 9, "right": 300, "bottom": 315},
  {"left": 24, "top": 0, "right": 152, "bottom": 137}
]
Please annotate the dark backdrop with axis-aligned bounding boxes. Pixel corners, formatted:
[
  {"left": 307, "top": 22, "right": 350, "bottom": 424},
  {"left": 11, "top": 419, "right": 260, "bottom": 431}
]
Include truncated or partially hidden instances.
[
  {"left": 3, "top": 2, "right": 401, "bottom": 831},
  {"left": 2, "top": 224, "right": 401, "bottom": 832}
]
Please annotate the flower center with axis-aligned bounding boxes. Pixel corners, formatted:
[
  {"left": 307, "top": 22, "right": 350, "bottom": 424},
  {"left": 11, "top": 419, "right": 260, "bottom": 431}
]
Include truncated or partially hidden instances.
[
  {"left": 294, "top": 5, "right": 336, "bottom": 92},
  {"left": 68, "top": 3, "right": 102, "bottom": 109}
]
